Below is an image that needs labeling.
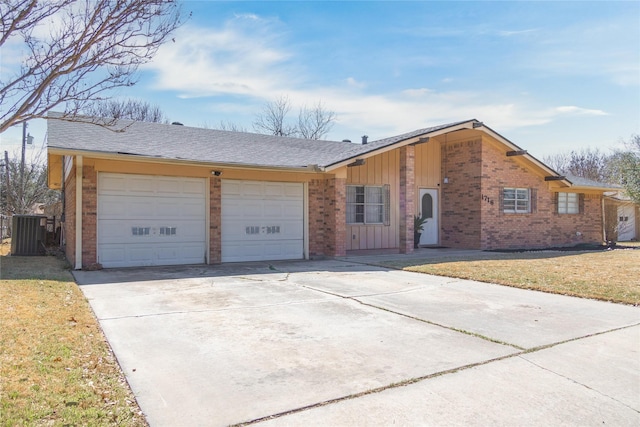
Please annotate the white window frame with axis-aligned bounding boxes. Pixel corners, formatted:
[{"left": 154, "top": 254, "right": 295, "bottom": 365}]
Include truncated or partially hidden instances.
[
  {"left": 347, "top": 185, "right": 388, "bottom": 224},
  {"left": 503, "top": 188, "right": 530, "bottom": 213},
  {"left": 558, "top": 192, "right": 579, "bottom": 214}
]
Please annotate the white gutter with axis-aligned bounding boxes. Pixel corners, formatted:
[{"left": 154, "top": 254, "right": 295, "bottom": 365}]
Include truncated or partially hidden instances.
[{"left": 75, "top": 155, "right": 83, "bottom": 270}]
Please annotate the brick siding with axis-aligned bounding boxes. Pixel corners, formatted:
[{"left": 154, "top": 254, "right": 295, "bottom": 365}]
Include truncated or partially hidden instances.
[
  {"left": 209, "top": 177, "right": 222, "bottom": 263},
  {"left": 399, "top": 146, "right": 415, "bottom": 253},
  {"left": 442, "top": 137, "right": 603, "bottom": 250},
  {"left": 441, "top": 138, "right": 483, "bottom": 248},
  {"left": 63, "top": 165, "right": 76, "bottom": 266},
  {"left": 81, "top": 164, "right": 98, "bottom": 267},
  {"left": 308, "top": 177, "right": 346, "bottom": 257}
]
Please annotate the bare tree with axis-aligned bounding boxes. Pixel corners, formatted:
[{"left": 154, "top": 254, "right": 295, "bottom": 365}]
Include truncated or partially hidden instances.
[
  {"left": 253, "top": 96, "right": 298, "bottom": 137},
  {"left": 298, "top": 101, "right": 336, "bottom": 140},
  {"left": 0, "top": 0, "right": 183, "bottom": 133},
  {"left": 83, "top": 99, "right": 168, "bottom": 123},
  {"left": 217, "top": 120, "right": 248, "bottom": 133},
  {"left": 543, "top": 148, "right": 609, "bottom": 182},
  {"left": 1, "top": 151, "right": 58, "bottom": 216},
  {"left": 253, "top": 96, "right": 337, "bottom": 139},
  {"left": 607, "top": 135, "right": 640, "bottom": 204}
]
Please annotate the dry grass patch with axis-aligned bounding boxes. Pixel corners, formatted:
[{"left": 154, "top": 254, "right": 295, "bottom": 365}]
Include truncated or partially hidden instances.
[
  {"left": 381, "top": 248, "right": 640, "bottom": 305},
  {"left": 0, "top": 255, "right": 147, "bottom": 426}
]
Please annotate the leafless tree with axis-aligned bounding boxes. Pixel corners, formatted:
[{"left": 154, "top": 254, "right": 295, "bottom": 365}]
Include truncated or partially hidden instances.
[
  {"left": 608, "top": 135, "right": 640, "bottom": 204},
  {"left": 83, "top": 99, "right": 168, "bottom": 123},
  {"left": 298, "top": 101, "right": 336, "bottom": 140},
  {"left": 217, "top": 120, "right": 248, "bottom": 133},
  {"left": 1, "top": 150, "right": 58, "bottom": 216},
  {"left": 253, "top": 96, "right": 298, "bottom": 137},
  {"left": 0, "top": 0, "right": 183, "bottom": 133},
  {"left": 543, "top": 148, "right": 609, "bottom": 182},
  {"left": 253, "top": 96, "right": 337, "bottom": 139}
]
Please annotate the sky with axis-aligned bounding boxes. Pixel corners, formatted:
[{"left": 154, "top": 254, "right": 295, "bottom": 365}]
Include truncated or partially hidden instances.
[{"left": 2, "top": 0, "right": 639, "bottom": 163}]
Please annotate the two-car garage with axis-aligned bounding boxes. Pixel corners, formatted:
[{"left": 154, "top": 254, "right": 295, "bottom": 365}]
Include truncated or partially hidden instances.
[{"left": 96, "top": 173, "right": 304, "bottom": 268}]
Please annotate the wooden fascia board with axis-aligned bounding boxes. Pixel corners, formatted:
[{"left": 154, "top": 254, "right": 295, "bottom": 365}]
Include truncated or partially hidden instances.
[
  {"left": 46, "top": 147, "right": 326, "bottom": 175},
  {"left": 324, "top": 121, "right": 477, "bottom": 171},
  {"left": 47, "top": 153, "right": 64, "bottom": 189}
]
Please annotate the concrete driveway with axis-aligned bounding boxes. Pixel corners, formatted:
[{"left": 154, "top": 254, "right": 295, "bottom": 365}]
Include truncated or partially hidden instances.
[{"left": 74, "top": 259, "right": 640, "bottom": 427}]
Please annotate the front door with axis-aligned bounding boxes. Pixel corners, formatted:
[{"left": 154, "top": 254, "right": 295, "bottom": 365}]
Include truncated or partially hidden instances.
[{"left": 418, "top": 188, "right": 438, "bottom": 245}]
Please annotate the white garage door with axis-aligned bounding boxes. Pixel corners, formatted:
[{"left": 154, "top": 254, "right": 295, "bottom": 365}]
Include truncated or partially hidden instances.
[
  {"left": 221, "top": 180, "right": 304, "bottom": 262},
  {"left": 98, "top": 173, "right": 207, "bottom": 268}
]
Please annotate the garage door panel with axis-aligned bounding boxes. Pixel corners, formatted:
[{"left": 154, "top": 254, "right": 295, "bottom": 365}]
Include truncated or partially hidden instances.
[
  {"left": 221, "top": 180, "right": 304, "bottom": 262},
  {"left": 98, "top": 173, "right": 206, "bottom": 268}
]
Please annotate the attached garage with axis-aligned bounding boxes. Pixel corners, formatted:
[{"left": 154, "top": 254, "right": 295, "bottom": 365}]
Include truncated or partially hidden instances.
[
  {"left": 97, "top": 173, "right": 207, "bottom": 268},
  {"left": 221, "top": 180, "right": 305, "bottom": 262}
]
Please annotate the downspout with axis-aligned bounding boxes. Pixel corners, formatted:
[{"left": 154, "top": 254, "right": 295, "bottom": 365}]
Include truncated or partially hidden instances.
[{"left": 75, "top": 155, "right": 83, "bottom": 270}]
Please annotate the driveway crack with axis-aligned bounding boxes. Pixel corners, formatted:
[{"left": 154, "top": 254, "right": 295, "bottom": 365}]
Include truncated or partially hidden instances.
[
  {"left": 231, "top": 351, "right": 524, "bottom": 426},
  {"left": 518, "top": 355, "right": 640, "bottom": 414},
  {"left": 298, "top": 283, "right": 524, "bottom": 350}
]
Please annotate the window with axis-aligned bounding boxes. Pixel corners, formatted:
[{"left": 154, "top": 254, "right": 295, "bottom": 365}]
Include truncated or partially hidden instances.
[
  {"left": 558, "top": 192, "right": 579, "bottom": 214},
  {"left": 503, "top": 188, "right": 530, "bottom": 213},
  {"left": 160, "top": 226, "right": 177, "bottom": 235},
  {"left": 347, "top": 185, "right": 390, "bottom": 224}
]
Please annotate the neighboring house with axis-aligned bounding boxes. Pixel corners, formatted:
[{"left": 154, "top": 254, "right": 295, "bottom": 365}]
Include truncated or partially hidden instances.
[
  {"left": 604, "top": 192, "right": 639, "bottom": 242},
  {"left": 47, "top": 114, "right": 614, "bottom": 269}
]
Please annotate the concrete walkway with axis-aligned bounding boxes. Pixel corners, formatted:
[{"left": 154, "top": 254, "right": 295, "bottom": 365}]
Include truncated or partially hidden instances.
[{"left": 74, "top": 259, "right": 640, "bottom": 426}]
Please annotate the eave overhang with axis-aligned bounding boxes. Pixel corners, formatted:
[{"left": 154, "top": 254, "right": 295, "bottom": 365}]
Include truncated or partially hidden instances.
[{"left": 46, "top": 147, "right": 326, "bottom": 189}]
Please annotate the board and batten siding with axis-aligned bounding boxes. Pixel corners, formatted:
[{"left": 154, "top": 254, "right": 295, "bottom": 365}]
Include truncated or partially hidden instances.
[
  {"left": 345, "top": 141, "right": 442, "bottom": 251},
  {"left": 346, "top": 150, "right": 400, "bottom": 250},
  {"left": 414, "top": 139, "right": 442, "bottom": 188}
]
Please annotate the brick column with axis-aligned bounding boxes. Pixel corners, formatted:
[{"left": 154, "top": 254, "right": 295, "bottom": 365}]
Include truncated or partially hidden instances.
[
  {"left": 81, "top": 164, "right": 98, "bottom": 267},
  {"left": 63, "top": 166, "right": 77, "bottom": 267},
  {"left": 209, "top": 177, "right": 222, "bottom": 263},
  {"left": 399, "top": 145, "right": 415, "bottom": 254},
  {"left": 308, "top": 177, "right": 346, "bottom": 258},
  {"left": 328, "top": 177, "right": 347, "bottom": 257}
]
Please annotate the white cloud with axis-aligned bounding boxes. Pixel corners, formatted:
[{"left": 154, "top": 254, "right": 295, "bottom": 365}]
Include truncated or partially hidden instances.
[
  {"left": 140, "top": 16, "right": 618, "bottom": 144},
  {"left": 144, "top": 19, "right": 296, "bottom": 98},
  {"left": 345, "top": 77, "right": 366, "bottom": 89},
  {"left": 497, "top": 29, "right": 538, "bottom": 37},
  {"left": 402, "top": 88, "right": 433, "bottom": 97},
  {"left": 554, "top": 106, "right": 609, "bottom": 116}
]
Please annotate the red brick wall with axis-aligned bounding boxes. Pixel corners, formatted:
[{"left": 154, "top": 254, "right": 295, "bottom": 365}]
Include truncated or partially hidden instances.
[
  {"left": 441, "top": 138, "right": 483, "bottom": 248},
  {"left": 81, "top": 164, "right": 98, "bottom": 267},
  {"left": 399, "top": 146, "right": 415, "bottom": 253},
  {"left": 209, "top": 177, "right": 221, "bottom": 263},
  {"left": 63, "top": 165, "right": 76, "bottom": 266},
  {"left": 308, "top": 177, "right": 346, "bottom": 257},
  {"left": 479, "top": 141, "right": 602, "bottom": 249},
  {"left": 441, "top": 137, "right": 603, "bottom": 250}
]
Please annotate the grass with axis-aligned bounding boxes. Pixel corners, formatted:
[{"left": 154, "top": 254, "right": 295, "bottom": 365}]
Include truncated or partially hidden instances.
[
  {"left": 379, "top": 246, "right": 640, "bottom": 305},
  {"left": 0, "top": 251, "right": 147, "bottom": 427}
]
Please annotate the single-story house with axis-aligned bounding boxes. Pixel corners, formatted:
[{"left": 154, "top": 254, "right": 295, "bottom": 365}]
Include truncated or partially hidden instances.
[{"left": 47, "top": 113, "right": 615, "bottom": 269}]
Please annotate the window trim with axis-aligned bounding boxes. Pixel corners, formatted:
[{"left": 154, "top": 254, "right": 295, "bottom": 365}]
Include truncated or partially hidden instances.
[{"left": 346, "top": 184, "right": 390, "bottom": 225}]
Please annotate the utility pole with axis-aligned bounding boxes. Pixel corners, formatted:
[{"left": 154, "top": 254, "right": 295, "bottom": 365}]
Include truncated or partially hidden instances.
[{"left": 18, "top": 122, "right": 33, "bottom": 214}]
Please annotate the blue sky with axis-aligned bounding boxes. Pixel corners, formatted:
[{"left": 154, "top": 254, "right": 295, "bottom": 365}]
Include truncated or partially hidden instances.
[{"left": 3, "top": 0, "right": 639, "bottom": 162}]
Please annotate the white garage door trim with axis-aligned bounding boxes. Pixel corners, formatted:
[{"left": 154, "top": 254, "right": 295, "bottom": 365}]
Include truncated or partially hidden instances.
[
  {"left": 97, "top": 173, "right": 207, "bottom": 268},
  {"left": 221, "top": 180, "right": 305, "bottom": 262}
]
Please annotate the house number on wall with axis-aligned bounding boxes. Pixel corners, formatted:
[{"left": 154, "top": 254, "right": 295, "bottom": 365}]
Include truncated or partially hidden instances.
[{"left": 481, "top": 194, "right": 495, "bottom": 205}]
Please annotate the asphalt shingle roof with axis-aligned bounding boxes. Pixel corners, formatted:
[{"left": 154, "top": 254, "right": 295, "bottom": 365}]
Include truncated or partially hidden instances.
[
  {"left": 47, "top": 113, "right": 472, "bottom": 170},
  {"left": 565, "top": 174, "right": 621, "bottom": 189}
]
